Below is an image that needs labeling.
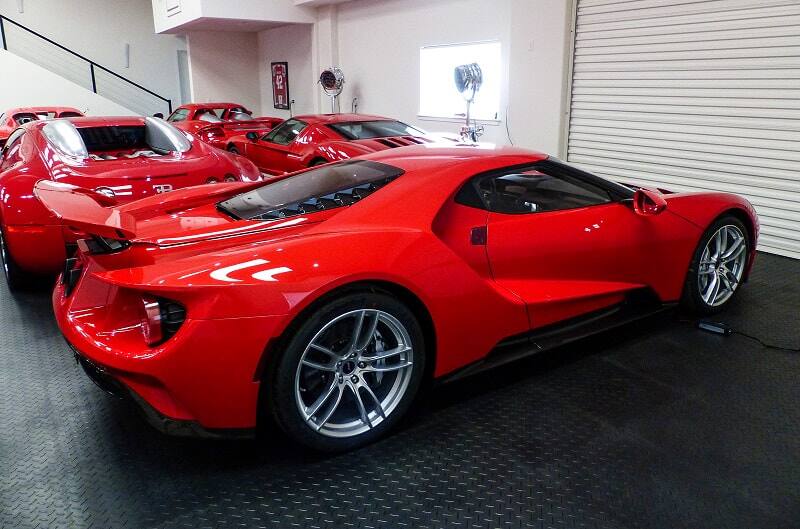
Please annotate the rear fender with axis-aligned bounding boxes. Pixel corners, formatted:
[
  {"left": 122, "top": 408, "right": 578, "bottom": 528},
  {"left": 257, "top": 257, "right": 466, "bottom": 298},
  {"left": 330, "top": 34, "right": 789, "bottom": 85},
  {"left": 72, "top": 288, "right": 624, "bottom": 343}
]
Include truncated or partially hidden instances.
[{"left": 93, "top": 229, "right": 530, "bottom": 377}]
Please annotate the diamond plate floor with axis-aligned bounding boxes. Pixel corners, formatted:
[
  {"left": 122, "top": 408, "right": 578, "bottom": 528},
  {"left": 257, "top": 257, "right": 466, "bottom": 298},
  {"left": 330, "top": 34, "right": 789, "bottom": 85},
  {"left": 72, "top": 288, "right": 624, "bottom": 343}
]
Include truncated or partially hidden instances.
[{"left": 1, "top": 253, "right": 798, "bottom": 529}]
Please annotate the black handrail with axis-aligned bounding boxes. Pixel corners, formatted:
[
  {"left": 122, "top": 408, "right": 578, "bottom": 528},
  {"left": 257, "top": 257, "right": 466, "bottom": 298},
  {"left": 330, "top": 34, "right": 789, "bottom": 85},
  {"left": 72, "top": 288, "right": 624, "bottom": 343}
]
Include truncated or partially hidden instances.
[{"left": 0, "top": 14, "right": 171, "bottom": 113}]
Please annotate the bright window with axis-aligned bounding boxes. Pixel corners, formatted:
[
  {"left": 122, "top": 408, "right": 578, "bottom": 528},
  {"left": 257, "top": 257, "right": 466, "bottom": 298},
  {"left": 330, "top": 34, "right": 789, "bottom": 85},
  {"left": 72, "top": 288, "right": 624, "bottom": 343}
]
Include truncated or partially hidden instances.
[{"left": 419, "top": 41, "right": 501, "bottom": 121}]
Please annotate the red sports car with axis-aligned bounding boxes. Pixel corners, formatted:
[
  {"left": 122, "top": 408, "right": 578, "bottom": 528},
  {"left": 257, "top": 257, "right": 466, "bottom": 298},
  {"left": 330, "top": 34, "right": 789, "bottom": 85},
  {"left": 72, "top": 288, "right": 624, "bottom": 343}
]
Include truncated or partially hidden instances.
[
  {"left": 0, "top": 116, "right": 261, "bottom": 288},
  {"left": 0, "top": 106, "right": 84, "bottom": 147},
  {"left": 225, "top": 113, "right": 442, "bottom": 175},
  {"left": 166, "top": 102, "right": 282, "bottom": 149},
  {"left": 40, "top": 145, "right": 758, "bottom": 452}
]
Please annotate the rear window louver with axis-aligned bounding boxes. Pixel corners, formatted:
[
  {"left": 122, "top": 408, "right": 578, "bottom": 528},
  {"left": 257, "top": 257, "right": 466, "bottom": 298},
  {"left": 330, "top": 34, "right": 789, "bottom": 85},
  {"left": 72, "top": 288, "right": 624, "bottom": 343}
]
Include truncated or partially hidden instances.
[{"left": 248, "top": 179, "right": 392, "bottom": 221}]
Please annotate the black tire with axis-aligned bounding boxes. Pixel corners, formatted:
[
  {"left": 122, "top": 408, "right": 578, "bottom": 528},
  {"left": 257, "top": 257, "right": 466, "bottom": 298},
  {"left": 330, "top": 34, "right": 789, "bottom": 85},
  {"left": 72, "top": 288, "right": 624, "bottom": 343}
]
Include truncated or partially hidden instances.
[
  {"left": 265, "top": 291, "right": 426, "bottom": 452},
  {"left": 227, "top": 145, "right": 240, "bottom": 155},
  {"left": 681, "top": 215, "right": 749, "bottom": 315},
  {"left": 309, "top": 158, "right": 328, "bottom": 167},
  {"left": 0, "top": 225, "right": 28, "bottom": 291}
]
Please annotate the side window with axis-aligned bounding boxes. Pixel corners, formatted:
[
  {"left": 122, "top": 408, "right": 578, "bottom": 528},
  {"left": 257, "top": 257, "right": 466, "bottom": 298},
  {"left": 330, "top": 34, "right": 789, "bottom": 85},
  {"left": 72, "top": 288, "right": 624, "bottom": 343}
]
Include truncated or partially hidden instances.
[
  {"left": 459, "top": 162, "right": 613, "bottom": 215},
  {"left": 262, "top": 119, "right": 308, "bottom": 145},
  {"left": 167, "top": 109, "right": 189, "bottom": 122}
]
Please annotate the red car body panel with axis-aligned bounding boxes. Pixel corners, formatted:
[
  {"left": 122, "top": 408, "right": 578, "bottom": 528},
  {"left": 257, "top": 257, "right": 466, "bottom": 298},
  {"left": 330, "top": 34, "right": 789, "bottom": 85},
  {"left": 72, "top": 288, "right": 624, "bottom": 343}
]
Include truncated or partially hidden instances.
[
  {"left": 227, "top": 113, "right": 441, "bottom": 175},
  {"left": 0, "top": 116, "right": 261, "bottom": 275},
  {"left": 40, "top": 145, "right": 758, "bottom": 432},
  {"left": 168, "top": 102, "right": 282, "bottom": 149},
  {"left": 0, "top": 106, "right": 84, "bottom": 146}
]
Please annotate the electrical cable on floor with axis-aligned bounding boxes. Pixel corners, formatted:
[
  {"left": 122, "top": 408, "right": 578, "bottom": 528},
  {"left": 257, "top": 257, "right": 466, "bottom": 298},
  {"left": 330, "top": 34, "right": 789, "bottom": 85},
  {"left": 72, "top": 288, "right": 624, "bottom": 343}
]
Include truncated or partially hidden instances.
[{"left": 681, "top": 318, "right": 800, "bottom": 352}]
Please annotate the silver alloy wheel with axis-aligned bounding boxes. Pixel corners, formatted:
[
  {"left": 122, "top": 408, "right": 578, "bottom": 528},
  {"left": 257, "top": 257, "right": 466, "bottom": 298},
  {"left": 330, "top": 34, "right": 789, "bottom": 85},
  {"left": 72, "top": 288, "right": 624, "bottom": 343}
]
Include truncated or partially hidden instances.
[
  {"left": 698, "top": 225, "right": 747, "bottom": 307},
  {"left": 295, "top": 309, "right": 414, "bottom": 438}
]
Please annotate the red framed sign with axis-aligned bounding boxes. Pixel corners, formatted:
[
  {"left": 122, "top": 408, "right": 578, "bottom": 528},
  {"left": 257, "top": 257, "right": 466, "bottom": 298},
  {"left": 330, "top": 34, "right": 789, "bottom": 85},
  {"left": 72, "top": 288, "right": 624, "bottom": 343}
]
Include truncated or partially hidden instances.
[{"left": 271, "top": 62, "right": 290, "bottom": 110}]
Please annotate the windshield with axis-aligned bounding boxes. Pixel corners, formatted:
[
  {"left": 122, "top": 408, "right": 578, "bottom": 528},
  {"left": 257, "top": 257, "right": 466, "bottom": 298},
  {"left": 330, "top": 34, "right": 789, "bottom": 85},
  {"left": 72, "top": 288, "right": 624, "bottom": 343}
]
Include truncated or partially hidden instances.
[
  {"left": 229, "top": 110, "right": 254, "bottom": 121},
  {"left": 218, "top": 160, "right": 404, "bottom": 221},
  {"left": 262, "top": 118, "right": 307, "bottom": 145},
  {"left": 328, "top": 120, "right": 425, "bottom": 140}
]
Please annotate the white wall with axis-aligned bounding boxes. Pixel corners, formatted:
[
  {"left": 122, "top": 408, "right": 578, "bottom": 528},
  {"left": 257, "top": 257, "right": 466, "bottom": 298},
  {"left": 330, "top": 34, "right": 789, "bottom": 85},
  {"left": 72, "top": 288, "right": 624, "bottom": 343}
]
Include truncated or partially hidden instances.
[
  {"left": 0, "top": 0, "right": 186, "bottom": 111},
  {"left": 305, "top": 0, "right": 572, "bottom": 153},
  {"left": 186, "top": 31, "right": 261, "bottom": 111},
  {"left": 0, "top": 51, "right": 135, "bottom": 116},
  {"left": 334, "top": 0, "right": 512, "bottom": 143},
  {"left": 257, "top": 24, "right": 315, "bottom": 118}
]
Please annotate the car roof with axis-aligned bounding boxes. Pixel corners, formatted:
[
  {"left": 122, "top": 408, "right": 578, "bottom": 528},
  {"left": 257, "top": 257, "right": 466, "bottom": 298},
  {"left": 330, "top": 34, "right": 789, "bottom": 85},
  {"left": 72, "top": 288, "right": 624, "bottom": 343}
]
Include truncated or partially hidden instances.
[
  {"left": 292, "top": 113, "right": 397, "bottom": 125},
  {"left": 358, "top": 143, "right": 549, "bottom": 172},
  {"left": 178, "top": 102, "right": 247, "bottom": 110},
  {"left": 5, "top": 106, "right": 83, "bottom": 115}
]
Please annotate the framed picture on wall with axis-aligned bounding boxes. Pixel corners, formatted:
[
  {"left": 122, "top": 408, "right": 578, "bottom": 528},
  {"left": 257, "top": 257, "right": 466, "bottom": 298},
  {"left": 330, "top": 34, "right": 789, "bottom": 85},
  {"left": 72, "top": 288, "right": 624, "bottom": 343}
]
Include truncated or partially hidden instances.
[{"left": 271, "top": 62, "right": 290, "bottom": 110}]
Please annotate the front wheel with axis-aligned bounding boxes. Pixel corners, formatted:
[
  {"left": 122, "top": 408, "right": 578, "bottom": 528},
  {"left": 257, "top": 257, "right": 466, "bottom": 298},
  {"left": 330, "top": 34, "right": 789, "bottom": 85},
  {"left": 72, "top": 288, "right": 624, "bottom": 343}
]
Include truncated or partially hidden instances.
[
  {"left": 681, "top": 216, "right": 749, "bottom": 314},
  {"left": 227, "top": 145, "right": 240, "bottom": 155},
  {"left": 266, "top": 292, "right": 425, "bottom": 452},
  {"left": 0, "top": 225, "right": 28, "bottom": 291}
]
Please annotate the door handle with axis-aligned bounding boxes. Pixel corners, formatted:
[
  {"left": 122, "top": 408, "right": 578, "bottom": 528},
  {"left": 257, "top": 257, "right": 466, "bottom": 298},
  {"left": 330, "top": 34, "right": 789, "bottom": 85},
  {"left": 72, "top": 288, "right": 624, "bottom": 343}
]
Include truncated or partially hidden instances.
[{"left": 470, "top": 226, "right": 487, "bottom": 246}]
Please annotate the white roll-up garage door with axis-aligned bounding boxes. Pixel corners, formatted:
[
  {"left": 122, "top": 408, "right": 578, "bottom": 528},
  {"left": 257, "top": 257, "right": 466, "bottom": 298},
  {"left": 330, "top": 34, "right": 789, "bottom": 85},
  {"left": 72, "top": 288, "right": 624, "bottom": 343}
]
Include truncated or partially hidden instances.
[{"left": 566, "top": 0, "right": 800, "bottom": 259}]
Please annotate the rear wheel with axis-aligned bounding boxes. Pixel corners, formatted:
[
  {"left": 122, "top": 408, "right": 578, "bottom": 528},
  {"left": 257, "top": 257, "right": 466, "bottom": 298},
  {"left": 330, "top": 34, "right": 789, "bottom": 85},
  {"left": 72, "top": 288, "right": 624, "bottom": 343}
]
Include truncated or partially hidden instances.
[
  {"left": 266, "top": 292, "right": 425, "bottom": 452},
  {"left": 309, "top": 158, "right": 329, "bottom": 167},
  {"left": 681, "top": 215, "right": 749, "bottom": 314},
  {"left": 0, "top": 225, "right": 27, "bottom": 291}
]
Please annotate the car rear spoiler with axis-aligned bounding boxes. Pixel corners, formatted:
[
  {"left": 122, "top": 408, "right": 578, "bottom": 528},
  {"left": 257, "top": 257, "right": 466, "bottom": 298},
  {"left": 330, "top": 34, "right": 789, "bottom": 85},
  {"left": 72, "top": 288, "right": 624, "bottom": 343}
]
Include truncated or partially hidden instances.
[{"left": 34, "top": 181, "right": 137, "bottom": 240}]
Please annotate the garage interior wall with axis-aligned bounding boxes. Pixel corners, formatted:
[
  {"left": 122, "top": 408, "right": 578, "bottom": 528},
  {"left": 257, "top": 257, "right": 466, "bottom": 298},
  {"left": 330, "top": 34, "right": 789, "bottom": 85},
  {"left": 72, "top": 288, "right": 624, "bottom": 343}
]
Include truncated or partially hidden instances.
[
  {"left": 186, "top": 31, "right": 262, "bottom": 113},
  {"left": 0, "top": 0, "right": 186, "bottom": 109},
  {"left": 251, "top": 0, "right": 572, "bottom": 154},
  {"left": 258, "top": 24, "right": 315, "bottom": 119},
  {"left": 0, "top": 50, "right": 136, "bottom": 115},
  {"left": 566, "top": 0, "right": 800, "bottom": 258}
]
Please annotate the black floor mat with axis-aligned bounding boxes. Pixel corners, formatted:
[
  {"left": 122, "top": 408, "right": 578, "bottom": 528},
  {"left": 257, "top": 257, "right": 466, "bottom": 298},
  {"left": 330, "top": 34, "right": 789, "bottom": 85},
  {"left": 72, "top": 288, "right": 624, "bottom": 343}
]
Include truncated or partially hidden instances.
[{"left": 1, "top": 253, "right": 798, "bottom": 528}]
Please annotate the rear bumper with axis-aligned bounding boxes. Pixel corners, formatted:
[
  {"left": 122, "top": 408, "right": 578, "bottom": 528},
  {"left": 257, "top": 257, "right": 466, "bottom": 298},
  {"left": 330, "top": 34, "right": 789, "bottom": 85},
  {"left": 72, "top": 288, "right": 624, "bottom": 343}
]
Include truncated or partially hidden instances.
[
  {"left": 54, "top": 280, "right": 286, "bottom": 433},
  {"left": 71, "top": 345, "right": 254, "bottom": 439}
]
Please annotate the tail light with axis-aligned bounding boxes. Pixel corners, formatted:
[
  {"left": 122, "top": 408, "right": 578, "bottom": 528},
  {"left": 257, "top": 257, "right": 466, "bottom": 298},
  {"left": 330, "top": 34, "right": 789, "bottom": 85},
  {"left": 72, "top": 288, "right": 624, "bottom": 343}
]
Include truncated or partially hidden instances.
[{"left": 140, "top": 296, "right": 186, "bottom": 346}]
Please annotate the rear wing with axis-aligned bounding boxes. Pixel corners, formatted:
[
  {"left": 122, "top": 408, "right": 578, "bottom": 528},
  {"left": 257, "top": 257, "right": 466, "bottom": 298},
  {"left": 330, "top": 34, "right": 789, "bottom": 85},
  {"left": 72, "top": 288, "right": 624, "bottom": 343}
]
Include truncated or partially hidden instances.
[{"left": 34, "top": 181, "right": 136, "bottom": 240}]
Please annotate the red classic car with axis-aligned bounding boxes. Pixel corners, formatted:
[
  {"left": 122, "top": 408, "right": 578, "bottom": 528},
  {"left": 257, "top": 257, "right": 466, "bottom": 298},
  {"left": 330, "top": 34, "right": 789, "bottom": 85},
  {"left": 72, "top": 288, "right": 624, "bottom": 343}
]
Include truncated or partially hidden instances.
[
  {"left": 0, "top": 106, "right": 84, "bottom": 147},
  {"left": 0, "top": 116, "right": 261, "bottom": 288},
  {"left": 225, "top": 113, "right": 444, "bottom": 175},
  {"left": 39, "top": 144, "right": 757, "bottom": 452},
  {"left": 166, "top": 102, "right": 282, "bottom": 149}
]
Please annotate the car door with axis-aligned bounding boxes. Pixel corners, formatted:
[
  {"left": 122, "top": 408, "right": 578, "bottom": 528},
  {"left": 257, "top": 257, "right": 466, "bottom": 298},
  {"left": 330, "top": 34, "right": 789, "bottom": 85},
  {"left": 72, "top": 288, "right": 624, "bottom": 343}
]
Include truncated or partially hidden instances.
[
  {"left": 472, "top": 159, "right": 694, "bottom": 330},
  {"left": 244, "top": 118, "right": 309, "bottom": 175}
]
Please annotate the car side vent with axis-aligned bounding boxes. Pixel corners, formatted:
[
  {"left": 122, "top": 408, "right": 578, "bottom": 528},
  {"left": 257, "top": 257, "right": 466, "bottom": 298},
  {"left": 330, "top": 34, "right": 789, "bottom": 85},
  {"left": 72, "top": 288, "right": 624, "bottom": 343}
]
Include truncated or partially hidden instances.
[
  {"left": 376, "top": 138, "right": 402, "bottom": 148},
  {"left": 249, "top": 178, "right": 395, "bottom": 221}
]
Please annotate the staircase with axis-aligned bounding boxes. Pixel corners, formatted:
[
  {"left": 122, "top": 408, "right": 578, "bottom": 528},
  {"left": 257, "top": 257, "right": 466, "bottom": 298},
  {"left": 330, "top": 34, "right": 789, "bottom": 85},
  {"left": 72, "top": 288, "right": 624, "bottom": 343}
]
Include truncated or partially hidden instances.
[{"left": 0, "top": 15, "right": 172, "bottom": 116}]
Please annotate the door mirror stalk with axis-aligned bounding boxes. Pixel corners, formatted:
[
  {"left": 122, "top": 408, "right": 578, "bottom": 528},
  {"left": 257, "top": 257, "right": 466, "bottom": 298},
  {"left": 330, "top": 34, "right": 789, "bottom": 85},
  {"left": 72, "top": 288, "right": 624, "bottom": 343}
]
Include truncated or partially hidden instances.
[{"left": 633, "top": 188, "right": 667, "bottom": 216}]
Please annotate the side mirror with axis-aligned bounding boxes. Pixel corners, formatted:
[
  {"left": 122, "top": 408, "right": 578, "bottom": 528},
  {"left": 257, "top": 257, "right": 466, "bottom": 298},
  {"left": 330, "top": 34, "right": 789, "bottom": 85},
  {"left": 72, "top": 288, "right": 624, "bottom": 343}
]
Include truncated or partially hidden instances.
[
  {"left": 246, "top": 132, "right": 259, "bottom": 142},
  {"left": 633, "top": 188, "right": 667, "bottom": 216}
]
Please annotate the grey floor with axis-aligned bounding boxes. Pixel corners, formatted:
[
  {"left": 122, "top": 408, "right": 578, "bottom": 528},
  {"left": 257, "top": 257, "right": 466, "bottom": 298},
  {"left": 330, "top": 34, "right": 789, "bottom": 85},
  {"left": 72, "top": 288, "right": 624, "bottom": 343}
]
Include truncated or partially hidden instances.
[{"left": 1, "top": 253, "right": 798, "bottom": 529}]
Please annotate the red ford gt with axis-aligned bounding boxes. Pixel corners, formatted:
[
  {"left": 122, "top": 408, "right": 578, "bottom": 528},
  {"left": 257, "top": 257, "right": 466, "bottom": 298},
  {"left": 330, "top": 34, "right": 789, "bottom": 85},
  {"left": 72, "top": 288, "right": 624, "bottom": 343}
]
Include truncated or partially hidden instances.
[
  {"left": 39, "top": 145, "right": 757, "bottom": 452},
  {"left": 0, "top": 116, "right": 261, "bottom": 288},
  {"left": 167, "top": 102, "right": 282, "bottom": 149},
  {"left": 0, "top": 106, "right": 84, "bottom": 147},
  {"left": 225, "top": 113, "right": 443, "bottom": 175}
]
